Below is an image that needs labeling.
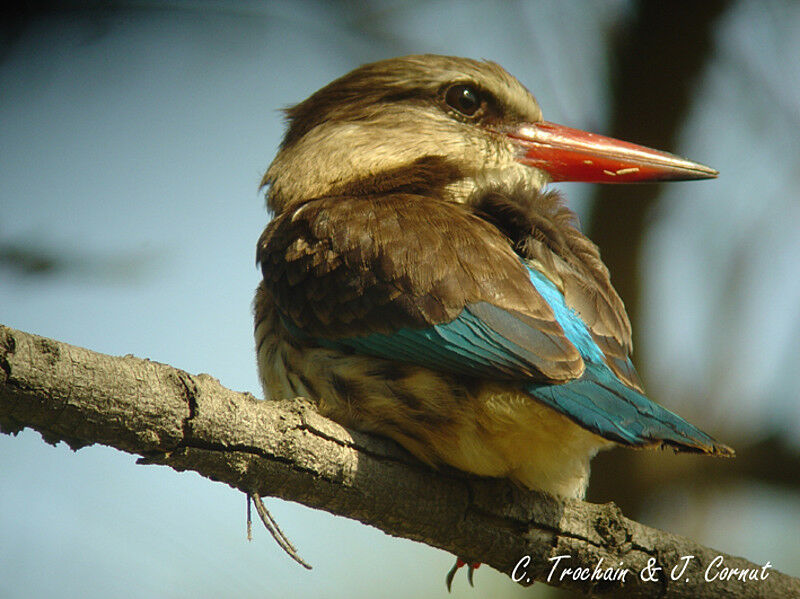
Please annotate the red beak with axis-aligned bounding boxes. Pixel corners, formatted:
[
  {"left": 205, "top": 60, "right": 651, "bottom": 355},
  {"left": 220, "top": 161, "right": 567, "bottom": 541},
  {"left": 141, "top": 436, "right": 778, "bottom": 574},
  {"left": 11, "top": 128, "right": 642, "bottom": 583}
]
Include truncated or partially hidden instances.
[{"left": 508, "top": 121, "right": 717, "bottom": 183}]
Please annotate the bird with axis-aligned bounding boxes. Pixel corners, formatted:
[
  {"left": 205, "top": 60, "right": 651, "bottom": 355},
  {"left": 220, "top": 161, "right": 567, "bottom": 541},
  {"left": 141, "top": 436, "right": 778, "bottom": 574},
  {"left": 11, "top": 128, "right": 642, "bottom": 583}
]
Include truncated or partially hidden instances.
[{"left": 253, "top": 54, "right": 732, "bottom": 585}]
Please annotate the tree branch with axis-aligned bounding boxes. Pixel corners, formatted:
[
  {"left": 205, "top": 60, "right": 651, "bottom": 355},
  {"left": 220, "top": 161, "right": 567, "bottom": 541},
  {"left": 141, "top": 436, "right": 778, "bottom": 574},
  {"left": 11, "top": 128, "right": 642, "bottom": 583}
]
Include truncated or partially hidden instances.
[{"left": 1, "top": 323, "right": 796, "bottom": 597}]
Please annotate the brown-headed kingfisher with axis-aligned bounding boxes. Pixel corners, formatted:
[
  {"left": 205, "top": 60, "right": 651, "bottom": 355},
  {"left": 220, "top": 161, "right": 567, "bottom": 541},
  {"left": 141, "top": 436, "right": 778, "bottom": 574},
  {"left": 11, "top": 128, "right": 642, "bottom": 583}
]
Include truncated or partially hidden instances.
[{"left": 254, "top": 54, "right": 732, "bottom": 541}]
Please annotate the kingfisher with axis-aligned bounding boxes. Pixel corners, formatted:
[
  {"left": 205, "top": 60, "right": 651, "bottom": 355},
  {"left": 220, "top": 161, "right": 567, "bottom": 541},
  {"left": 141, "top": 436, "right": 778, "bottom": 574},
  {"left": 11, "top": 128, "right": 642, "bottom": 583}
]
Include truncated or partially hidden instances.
[{"left": 254, "top": 55, "right": 732, "bottom": 583}]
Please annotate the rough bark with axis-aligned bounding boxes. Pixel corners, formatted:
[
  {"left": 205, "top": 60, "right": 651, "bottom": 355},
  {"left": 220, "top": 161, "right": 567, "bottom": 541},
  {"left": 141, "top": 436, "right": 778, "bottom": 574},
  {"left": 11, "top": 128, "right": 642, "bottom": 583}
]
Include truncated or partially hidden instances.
[{"left": 1, "top": 323, "right": 796, "bottom": 598}]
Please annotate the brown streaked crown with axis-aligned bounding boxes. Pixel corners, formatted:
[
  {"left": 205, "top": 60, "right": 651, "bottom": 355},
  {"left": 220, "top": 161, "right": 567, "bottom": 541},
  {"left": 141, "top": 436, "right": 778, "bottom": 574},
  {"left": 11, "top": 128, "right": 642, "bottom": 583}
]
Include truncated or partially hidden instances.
[
  {"left": 279, "top": 55, "right": 541, "bottom": 149},
  {"left": 263, "top": 55, "right": 546, "bottom": 213}
]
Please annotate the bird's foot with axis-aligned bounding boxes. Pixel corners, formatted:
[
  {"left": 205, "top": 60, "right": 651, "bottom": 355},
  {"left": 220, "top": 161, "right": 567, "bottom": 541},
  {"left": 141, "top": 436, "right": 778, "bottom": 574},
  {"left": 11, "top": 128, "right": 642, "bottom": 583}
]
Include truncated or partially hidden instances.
[{"left": 445, "top": 557, "right": 481, "bottom": 591}]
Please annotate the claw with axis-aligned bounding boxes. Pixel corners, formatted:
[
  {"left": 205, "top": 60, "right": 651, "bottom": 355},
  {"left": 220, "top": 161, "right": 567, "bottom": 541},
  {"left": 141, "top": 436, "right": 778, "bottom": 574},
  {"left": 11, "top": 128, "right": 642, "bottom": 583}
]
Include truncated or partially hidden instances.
[
  {"left": 467, "top": 562, "right": 480, "bottom": 586},
  {"left": 445, "top": 557, "right": 481, "bottom": 591},
  {"left": 446, "top": 558, "right": 465, "bottom": 592}
]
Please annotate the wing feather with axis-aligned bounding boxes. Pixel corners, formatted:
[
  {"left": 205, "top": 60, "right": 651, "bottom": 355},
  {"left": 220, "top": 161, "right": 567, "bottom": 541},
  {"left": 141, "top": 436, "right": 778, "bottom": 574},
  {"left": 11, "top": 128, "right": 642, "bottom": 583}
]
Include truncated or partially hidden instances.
[{"left": 258, "top": 193, "right": 584, "bottom": 382}]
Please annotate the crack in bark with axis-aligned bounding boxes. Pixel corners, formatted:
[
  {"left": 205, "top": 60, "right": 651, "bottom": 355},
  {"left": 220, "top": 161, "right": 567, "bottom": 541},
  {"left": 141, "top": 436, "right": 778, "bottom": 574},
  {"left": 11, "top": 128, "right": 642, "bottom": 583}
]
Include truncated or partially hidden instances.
[
  {"left": 174, "top": 370, "right": 199, "bottom": 440},
  {"left": 175, "top": 439, "right": 323, "bottom": 480}
]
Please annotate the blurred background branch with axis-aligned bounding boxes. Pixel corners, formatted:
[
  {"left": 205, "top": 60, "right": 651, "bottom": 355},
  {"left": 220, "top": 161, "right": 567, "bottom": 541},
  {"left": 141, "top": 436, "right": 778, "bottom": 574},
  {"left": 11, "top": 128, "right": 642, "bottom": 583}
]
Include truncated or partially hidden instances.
[{"left": 586, "top": 0, "right": 731, "bottom": 514}]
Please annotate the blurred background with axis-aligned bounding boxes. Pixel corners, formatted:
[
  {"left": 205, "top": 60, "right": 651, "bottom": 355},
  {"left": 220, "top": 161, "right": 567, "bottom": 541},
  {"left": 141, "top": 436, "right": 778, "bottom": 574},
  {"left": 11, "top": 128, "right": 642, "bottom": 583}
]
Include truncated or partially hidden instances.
[{"left": 1, "top": 1, "right": 799, "bottom": 597}]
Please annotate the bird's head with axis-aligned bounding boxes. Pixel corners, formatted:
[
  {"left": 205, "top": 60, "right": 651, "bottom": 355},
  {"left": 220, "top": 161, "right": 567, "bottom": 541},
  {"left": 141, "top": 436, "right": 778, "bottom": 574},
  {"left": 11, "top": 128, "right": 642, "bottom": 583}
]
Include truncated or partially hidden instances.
[{"left": 263, "top": 55, "right": 716, "bottom": 213}]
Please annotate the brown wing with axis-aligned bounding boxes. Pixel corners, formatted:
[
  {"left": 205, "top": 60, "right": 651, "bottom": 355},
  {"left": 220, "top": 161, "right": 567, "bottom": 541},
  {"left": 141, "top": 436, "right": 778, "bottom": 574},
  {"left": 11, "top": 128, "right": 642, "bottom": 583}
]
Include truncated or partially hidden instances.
[
  {"left": 470, "top": 187, "right": 644, "bottom": 392},
  {"left": 257, "top": 193, "right": 585, "bottom": 382}
]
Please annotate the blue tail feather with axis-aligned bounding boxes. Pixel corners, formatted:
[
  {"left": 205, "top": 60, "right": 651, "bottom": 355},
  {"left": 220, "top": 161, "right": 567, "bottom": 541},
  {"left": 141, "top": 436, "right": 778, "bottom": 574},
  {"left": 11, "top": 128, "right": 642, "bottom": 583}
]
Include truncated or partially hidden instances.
[
  {"left": 526, "top": 363, "right": 722, "bottom": 452},
  {"left": 522, "top": 263, "right": 730, "bottom": 454}
]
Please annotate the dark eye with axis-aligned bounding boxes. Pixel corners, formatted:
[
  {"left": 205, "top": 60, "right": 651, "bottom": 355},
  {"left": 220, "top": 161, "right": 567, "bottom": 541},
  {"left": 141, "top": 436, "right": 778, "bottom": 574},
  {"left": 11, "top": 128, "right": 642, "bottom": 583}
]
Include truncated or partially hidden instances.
[{"left": 445, "top": 84, "right": 481, "bottom": 116}]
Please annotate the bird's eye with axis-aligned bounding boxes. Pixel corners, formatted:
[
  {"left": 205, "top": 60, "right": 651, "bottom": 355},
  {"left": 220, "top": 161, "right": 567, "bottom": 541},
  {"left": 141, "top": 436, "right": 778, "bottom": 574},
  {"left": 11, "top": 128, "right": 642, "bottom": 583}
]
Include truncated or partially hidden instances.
[{"left": 445, "top": 84, "right": 482, "bottom": 116}]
